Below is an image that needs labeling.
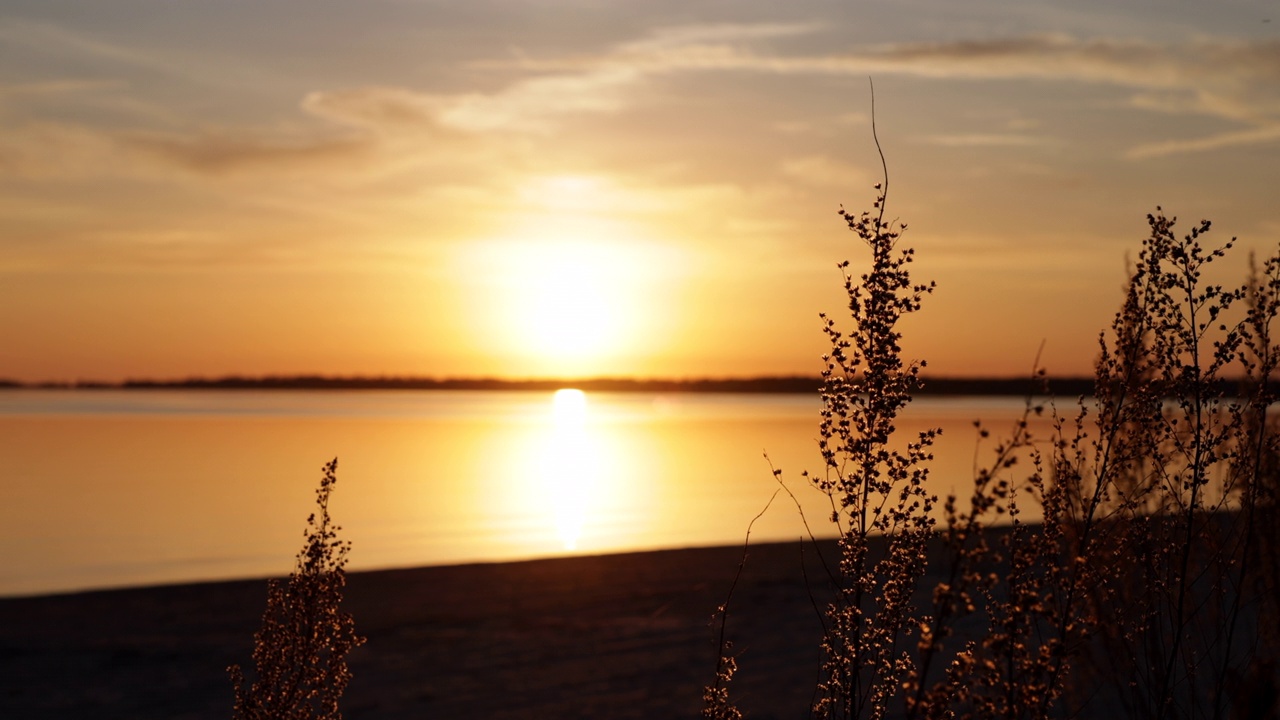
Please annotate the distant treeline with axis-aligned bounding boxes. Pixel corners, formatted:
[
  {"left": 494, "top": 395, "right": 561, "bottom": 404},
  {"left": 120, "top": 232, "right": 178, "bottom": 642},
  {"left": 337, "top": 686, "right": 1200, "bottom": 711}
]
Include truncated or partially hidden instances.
[
  {"left": 120, "top": 374, "right": 828, "bottom": 393},
  {"left": 9, "top": 374, "right": 1276, "bottom": 397},
  {"left": 5, "top": 374, "right": 1091, "bottom": 395}
]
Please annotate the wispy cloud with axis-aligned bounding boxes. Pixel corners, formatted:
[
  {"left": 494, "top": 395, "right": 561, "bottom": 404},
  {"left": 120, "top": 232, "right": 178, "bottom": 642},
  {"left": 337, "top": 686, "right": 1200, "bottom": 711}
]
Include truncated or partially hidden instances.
[
  {"left": 0, "top": 121, "right": 125, "bottom": 179},
  {"left": 0, "top": 19, "right": 165, "bottom": 71},
  {"left": 301, "top": 87, "right": 447, "bottom": 130},
  {"left": 780, "top": 155, "right": 867, "bottom": 188},
  {"left": 0, "top": 79, "right": 125, "bottom": 100},
  {"left": 303, "top": 66, "right": 640, "bottom": 134},
  {"left": 620, "top": 22, "right": 819, "bottom": 49},
  {"left": 1125, "top": 125, "right": 1280, "bottom": 160},
  {"left": 399, "top": 23, "right": 820, "bottom": 133},
  {"left": 464, "top": 27, "right": 1280, "bottom": 156},
  {"left": 923, "top": 133, "right": 1051, "bottom": 148},
  {"left": 125, "top": 130, "right": 372, "bottom": 175},
  {"left": 439, "top": 66, "right": 641, "bottom": 132},
  {"left": 10, "top": 21, "right": 1277, "bottom": 186}
]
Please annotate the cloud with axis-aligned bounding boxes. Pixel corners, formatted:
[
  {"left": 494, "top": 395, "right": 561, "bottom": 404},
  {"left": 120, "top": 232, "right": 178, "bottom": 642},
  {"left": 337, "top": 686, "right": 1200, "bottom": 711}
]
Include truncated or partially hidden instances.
[
  {"left": 437, "top": 23, "right": 823, "bottom": 132},
  {"left": 780, "top": 155, "right": 868, "bottom": 188},
  {"left": 621, "top": 22, "right": 819, "bottom": 49},
  {"left": 289, "top": 25, "right": 1278, "bottom": 154},
  {"left": 180, "top": 26, "right": 809, "bottom": 159},
  {"left": 301, "top": 87, "right": 446, "bottom": 130},
  {"left": 0, "top": 19, "right": 164, "bottom": 71},
  {"left": 439, "top": 66, "right": 640, "bottom": 132},
  {"left": 0, "top": 118, "right": 374, "bottom": 182},
  {"left": 923, "top": 133, "right": 1051, "bottom": 148},
  {"left": 491, "top": 26, "right": 1278, "bottom": 88},
  {"left": 101, "top": 88, "right": 483, "bottom": 179},
  {"left": 0, "top": 79, "right": 126, "bottom": 101},
  {"left": 124, "top": 130, "right": 371, "bottom": 175},
  {"left": 1125, "top": 125, "right": 1280, "bottom": 160},
  {"left": 10, "top": 21, "right": 1277, "bottom": 191},
  {"left": 303, "top": 66, "right": 639, "bottom": 134},
  {"left": 477, "top": 27, "right": 1280, "bottom": 156},
  {"left": 0, "top": 121, "right": 125, "bottom": 178}
]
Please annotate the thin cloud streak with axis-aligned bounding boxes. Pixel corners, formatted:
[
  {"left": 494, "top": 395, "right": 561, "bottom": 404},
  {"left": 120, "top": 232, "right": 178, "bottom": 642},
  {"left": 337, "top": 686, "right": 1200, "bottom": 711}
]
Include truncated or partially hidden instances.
[
  {"left": 780, "top": 155, "right": 868, "bottom": 188},
  {"left": 477, "top": 27, "right": 1280, "bottom": 156},
  {"left": 43, "top": 24, "right": 1272, "bottom": 172},
  {"left": 0, "top": 79, "right": 126, "bottom": 99},
  {"left": 1126, "top": 124, "right": 1280, "bottom": 160},
  {"left": 0, "top": 18, "right": 166, "bottom": 71},
  {"left": 124, "top": 130, "right": 373, "bottom": 175},
  {"left": 924, "top": 134, "right": 1051, "bottom": 148}
]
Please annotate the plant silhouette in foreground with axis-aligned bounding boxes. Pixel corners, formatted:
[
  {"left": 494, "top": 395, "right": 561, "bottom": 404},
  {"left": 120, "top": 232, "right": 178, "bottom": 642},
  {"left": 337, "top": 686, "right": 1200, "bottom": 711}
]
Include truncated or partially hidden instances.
[
  {"left": 1045, "top": 213, "right": 1280, "bottom": 720},
  {"left": 706, "top": 118, "right": 942, "bottom": 719},
  {"left": 924, "top": 210, "right": 1280, "bottom": 720},
  {"left": 229, "top": 458, "right": 364, "bottom": 720},
  {"left": 706, "top": 162, "right": 1280, "bottom": 717},
  {"left": 805, "top": 176, "right": 939, "bottom": 718}
]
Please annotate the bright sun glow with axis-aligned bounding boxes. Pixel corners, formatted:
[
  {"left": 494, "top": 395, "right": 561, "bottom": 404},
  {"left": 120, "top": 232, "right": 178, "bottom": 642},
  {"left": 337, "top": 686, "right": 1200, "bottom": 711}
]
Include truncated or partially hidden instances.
[
  {"left": 551, "top": 387, "right": 588, "bottom": 421},
  {"left": 547, "top": 388, "right": 591, "bottom": 549},
  {"left": 519, "top": 254, "right": 614, "bottom": 359},
  {"left": 454, "top": 173, "right": 692, "bottom": 376},
  {"left": 466, "top": 235, "right": 633, "bottom": 373}
]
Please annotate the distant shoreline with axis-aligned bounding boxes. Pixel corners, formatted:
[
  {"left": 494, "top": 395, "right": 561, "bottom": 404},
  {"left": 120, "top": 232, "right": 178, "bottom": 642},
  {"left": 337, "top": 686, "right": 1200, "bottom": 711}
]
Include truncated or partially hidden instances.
[
  {"left": 0, "top": 374, "right": 1097, "bottom": 396},
  {"left": 7, "top": 374, "right": 1275, "bottom": 397}
]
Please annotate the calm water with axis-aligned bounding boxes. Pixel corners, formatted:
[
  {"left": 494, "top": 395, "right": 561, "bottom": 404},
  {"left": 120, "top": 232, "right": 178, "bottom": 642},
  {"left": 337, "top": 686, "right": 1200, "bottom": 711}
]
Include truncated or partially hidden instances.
[{"left": 0, "top": 389, "right": 1047, "bottom": 596}]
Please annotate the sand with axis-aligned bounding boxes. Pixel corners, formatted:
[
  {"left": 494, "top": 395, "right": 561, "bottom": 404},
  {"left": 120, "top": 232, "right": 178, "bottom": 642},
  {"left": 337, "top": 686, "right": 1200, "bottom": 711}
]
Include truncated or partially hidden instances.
[{"left": 1, "top": 540, "right": 843, "bottom": 719}]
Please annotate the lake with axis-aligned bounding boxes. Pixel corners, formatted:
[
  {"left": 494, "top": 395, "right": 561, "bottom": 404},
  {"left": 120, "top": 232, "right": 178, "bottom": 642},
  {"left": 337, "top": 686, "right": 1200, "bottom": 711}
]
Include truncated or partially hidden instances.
[{"left": 0, "top": 389, "right": 1049, "bottom": 597}]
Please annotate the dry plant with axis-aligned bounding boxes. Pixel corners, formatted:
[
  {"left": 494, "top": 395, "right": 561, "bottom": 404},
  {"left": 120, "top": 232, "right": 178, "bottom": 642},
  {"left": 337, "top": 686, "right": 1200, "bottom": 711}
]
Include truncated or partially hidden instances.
[
  {"left": 1048, "top": 213, "right": 1280, "bottom": 720},
  {"left": 706, "top": 103, "right": 944, "bottom": 719},
  {"left": 802, "top": 137, "right": 939, "bottom": 720},
  {"left": 706, "top": 129, "right": 1280, "bottom": 718},
  {"left": 229, "top": 458, "right": 365, "bottom": 720}
]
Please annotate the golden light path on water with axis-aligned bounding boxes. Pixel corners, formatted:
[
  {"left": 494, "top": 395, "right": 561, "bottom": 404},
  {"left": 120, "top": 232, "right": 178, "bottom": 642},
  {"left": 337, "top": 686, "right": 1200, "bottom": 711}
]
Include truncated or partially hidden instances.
[
  {"left": 544, "top": 388, "right": 593, "bottom": 550},
  {"left": 487, "top": 390, "right": 1057, "bottom": 561},
  {"left": 0, "top": 389, "right": 1052, "bottom": 596}
]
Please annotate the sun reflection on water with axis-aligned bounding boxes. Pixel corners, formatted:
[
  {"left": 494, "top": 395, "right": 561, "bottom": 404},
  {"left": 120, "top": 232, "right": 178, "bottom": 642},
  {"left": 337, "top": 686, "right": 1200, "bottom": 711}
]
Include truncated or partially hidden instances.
[
  {"left": 543, "top": 388, "right": 597, "bottom": 550},
  {"left": 0, "top": 390, "right": 1057, "bottom": 595}
]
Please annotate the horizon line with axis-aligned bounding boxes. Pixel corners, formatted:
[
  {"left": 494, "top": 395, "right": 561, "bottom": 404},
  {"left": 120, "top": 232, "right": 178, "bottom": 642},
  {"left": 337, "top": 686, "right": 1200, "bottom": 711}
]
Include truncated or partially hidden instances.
[{"left": 1, "top": 373, "right": 1096, "bottom": 396}]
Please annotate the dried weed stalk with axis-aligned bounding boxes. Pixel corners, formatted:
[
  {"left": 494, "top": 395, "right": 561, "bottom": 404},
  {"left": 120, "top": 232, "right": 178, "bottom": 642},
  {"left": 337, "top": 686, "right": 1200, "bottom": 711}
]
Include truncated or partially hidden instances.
[
  {"left": 1054, "top": 212, "right": 1280, "bottom": 720},
  {"left": 707, "top": 144, "right": 1280, "bottom": 719},
  {"left": 804, "top": 148, "right": 938, "bottom": 719},
  {"left": 229, "top": 458, "right": 365, "bottom": 720}
]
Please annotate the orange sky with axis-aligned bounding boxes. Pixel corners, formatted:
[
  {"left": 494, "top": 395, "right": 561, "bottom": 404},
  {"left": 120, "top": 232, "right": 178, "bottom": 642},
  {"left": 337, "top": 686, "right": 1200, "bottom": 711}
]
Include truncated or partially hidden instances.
[{"left": 1, "top": 1, "right": 1278, "bottom": 383}]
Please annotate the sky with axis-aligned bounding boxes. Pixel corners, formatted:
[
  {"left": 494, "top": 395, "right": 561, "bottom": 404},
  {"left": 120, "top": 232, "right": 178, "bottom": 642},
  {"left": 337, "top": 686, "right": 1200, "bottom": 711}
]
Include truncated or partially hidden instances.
[{"left": 1, "top": 0, "right": 1278, "bottom": 383}]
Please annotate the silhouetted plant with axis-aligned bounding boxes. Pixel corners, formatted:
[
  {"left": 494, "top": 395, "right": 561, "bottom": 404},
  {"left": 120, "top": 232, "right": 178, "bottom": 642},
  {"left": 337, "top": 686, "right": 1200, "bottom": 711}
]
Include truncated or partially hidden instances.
[
  {"left": 229, "top": 458, "right": 364, "bottom": 720},
  {"left": 804, "top": 161, "right": 939, "bottom": 719},
  {"left": 1053, "top": 212, "right": 1280, "bottom": 720},
  {"left": 905, "top": 212, "right": 1280, "bottom": 720},
  {"left": 906, "top": 390, "right": 1046, "bottom": 720},
  {"left": 708, "top": 139, "right": 1280, "bottom": 718},
  {"left": 705, "top": 106, "right": 943, "bottom": 719}
]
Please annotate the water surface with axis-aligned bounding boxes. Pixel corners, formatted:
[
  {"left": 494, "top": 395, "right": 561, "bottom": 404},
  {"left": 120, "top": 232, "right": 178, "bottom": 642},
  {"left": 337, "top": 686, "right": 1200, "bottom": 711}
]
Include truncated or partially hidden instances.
[{"left": 0, "top": 389, "right": 1046, "bottom": 596}]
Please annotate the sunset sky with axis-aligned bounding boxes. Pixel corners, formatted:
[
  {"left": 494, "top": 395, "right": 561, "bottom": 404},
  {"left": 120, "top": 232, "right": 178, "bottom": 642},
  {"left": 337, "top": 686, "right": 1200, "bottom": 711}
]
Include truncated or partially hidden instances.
[{"left": 2, "top": 0, "right": 1278, "bottom": 383}]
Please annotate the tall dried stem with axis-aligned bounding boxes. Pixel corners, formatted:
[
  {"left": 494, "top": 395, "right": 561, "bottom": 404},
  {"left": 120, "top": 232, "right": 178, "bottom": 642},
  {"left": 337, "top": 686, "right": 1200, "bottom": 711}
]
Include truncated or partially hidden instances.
[
  {"left": 230, "top": 458, "right": 365, "bottom": 720},
  {"left": 801, "top": 103, "right": 938, "bottom": 717}
]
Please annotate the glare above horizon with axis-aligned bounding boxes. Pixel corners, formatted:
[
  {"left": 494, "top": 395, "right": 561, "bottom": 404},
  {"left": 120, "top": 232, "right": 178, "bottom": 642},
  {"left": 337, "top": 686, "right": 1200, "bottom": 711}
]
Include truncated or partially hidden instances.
[
  {"left": 1, "top": 0, "right": 1277, "bottom": 383},
  {"left": 458, "top": 174, "right": 678, "bottom": 377}
]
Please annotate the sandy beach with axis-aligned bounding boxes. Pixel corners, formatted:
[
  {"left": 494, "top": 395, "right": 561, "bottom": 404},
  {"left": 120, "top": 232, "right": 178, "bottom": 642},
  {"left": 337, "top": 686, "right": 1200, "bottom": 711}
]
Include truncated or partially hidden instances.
[{"left": 1, "top": 540, "right": 843, "bottom": 719}]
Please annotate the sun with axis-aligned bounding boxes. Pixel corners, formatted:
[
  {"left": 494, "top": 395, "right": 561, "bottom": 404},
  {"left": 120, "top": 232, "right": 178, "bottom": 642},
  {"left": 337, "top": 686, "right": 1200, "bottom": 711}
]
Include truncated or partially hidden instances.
[
  {"left": 515, "top": 252, "right": 614, "bottom": 361},
  {"left": 465, "top": 233, "right": 651, "bottom": 375},
  {"left": 455, "top": 174, "right": 687, "bottom": 376}
]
